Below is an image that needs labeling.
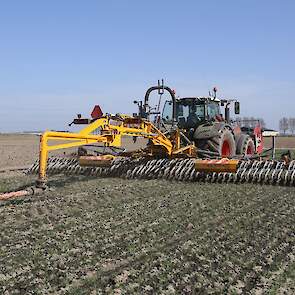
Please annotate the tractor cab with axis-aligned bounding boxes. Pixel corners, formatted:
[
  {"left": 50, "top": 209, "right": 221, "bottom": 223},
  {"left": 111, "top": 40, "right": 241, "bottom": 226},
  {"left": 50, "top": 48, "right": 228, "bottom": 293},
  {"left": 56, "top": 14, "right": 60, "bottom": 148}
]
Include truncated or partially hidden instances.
[
  {"left": 162, "top": 97, "right": 222, "bottom": 130},
  {"left": 135, "top": 80, "right": 240, "bottom": 133}
]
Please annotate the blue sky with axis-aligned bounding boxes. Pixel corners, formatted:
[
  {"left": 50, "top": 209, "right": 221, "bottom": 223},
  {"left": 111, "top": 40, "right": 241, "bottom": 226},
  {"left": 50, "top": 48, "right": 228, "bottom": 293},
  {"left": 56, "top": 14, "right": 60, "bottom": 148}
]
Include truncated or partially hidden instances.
[{"left": 0, "top": 0, "right": 294, "bottom": 131}]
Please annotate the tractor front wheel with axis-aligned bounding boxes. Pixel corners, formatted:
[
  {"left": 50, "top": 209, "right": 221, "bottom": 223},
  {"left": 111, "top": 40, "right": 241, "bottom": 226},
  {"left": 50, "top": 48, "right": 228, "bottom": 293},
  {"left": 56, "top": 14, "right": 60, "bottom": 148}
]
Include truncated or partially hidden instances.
[{"left": 196, "top": 128, "right": 236, "bottom": 158}]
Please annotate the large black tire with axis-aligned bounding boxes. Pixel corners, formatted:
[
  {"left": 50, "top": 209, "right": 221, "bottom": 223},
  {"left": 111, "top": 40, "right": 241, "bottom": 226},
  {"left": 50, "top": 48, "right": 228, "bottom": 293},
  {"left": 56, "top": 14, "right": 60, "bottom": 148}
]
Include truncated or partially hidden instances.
[
  {"left": 196, "top": 128, "right": 236, "bottom": 158},
  {"left": 236, "top": 134, "right": 255, "bottom": 156}
]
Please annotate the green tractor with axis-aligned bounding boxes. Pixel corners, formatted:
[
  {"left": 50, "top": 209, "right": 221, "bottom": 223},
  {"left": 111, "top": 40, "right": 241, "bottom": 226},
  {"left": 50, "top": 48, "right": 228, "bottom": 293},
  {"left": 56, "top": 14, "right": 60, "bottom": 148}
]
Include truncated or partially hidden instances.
[{"left": 137, "top": 81, "right": 263, "bottom": 158}]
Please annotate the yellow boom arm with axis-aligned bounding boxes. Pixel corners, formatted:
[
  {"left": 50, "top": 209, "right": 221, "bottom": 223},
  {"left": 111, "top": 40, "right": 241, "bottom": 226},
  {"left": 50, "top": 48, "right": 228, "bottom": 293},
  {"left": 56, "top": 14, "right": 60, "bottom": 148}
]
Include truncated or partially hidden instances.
[{"left": 38, "top": 115, "right": 176, "bottom": 185}]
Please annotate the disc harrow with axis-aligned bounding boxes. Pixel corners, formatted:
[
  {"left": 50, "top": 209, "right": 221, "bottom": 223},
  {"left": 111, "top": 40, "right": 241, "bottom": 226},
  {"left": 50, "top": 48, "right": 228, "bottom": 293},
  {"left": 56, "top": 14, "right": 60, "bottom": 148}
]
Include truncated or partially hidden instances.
[{"left": 27, "top": 157, "right": 295, "bottom": 186}]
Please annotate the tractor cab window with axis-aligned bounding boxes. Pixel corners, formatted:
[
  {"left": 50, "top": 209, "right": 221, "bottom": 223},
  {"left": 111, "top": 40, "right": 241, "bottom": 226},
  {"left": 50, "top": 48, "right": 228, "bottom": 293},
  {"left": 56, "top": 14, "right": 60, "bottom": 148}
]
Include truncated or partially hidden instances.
[
  {"left": 195, "top": 104, "right": 205, "bottom": 119},
  {"left": 207, "top": 103, "right": 220, "bottom": 120},
  {"left": 176, "top": 100, "right": 205, "bottom": 128},
  {"left": 162, "top": 100, "right": 173, "bottom": 123}
]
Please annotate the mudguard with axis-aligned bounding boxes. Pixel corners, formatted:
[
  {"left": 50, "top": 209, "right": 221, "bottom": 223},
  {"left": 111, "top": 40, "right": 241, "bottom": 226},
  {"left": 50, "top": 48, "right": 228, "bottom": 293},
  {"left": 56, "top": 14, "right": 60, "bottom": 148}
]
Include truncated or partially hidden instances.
[
  {"left": 254, "top": 126, "right": 264, "bottom": 154},
  {"left": 193, "top": 122, "right": 226, "bottom": 140}
]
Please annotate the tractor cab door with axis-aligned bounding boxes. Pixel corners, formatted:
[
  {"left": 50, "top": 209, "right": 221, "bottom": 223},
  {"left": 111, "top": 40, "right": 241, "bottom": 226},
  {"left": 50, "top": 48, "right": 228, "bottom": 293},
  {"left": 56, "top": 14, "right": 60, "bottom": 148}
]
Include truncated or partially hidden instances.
[
  {"left": 162, "top": 99, "right": 206, "bottom": 130},
  {"left": 176, "top": 99, "right": 205, "bottom": 130},
  {"left": 161, "top": 100, "right": 191, "bottom": 127}
]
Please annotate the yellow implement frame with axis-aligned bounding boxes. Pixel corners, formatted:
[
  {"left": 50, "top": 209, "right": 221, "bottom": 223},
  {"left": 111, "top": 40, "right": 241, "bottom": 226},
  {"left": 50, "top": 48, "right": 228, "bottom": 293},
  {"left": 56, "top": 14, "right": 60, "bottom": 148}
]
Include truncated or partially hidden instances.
[{"left": 38, "top": 115, "right": 190, "bottom": 185}]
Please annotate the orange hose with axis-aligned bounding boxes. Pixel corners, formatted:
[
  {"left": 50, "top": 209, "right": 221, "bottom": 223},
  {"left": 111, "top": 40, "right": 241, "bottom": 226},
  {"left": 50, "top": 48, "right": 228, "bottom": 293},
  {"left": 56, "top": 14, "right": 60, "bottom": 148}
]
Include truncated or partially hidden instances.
[{"left": 0, "top": 190, "right": 30, "bottom": 201}]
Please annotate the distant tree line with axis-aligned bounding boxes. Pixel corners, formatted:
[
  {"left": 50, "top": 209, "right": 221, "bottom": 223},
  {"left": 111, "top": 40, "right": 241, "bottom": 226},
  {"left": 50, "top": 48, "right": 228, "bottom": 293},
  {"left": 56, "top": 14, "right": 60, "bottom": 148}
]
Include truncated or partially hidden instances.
[
  {"left": 279, "top": 117, "right": 295, "bottom": 135},
  {"left": 235, "top": 117, "right": 266, "bottom": 129}
]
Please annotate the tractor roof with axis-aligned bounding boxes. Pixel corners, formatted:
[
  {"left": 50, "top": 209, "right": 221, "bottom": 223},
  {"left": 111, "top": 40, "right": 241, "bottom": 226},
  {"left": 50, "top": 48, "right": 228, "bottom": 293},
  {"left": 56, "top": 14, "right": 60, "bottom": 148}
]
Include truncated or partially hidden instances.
[{"left": 177, "top": 97, "right": 221, "bottom": 103}]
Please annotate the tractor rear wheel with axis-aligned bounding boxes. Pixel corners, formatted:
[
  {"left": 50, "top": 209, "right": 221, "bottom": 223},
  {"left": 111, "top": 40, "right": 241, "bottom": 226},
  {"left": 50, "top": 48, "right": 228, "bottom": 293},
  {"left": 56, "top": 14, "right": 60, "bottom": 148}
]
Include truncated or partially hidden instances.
[
  {"left": 196, "top": 128, "right": 236, "bottom": 158},
  {"left": 236, "top": 134, "right": 255, "bottom": 156}
]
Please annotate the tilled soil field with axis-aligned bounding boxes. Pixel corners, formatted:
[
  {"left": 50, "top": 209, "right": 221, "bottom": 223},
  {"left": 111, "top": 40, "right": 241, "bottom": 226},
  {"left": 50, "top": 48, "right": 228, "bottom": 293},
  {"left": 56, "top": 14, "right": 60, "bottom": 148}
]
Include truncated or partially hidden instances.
[
  {"left": 0, "top": 176, "right": 295, "bottom": 294},
  {"left": 1, "top": 134, "right": 295, "bottom": 294}
]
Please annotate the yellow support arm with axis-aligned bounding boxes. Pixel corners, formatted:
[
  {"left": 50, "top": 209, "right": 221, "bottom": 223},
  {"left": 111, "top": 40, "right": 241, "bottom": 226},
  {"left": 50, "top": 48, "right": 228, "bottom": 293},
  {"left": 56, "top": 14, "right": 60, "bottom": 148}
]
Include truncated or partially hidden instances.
[{"left": 37, "top": 115, "right": 174, "bottom": 185}]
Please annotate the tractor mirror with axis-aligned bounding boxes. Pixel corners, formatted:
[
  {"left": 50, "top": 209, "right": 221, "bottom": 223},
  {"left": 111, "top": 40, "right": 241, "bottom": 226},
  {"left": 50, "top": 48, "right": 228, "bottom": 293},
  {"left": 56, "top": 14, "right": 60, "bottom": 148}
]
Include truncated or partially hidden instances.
[{"left": 234, "top": 102, "right": 240, "bottom": 114}]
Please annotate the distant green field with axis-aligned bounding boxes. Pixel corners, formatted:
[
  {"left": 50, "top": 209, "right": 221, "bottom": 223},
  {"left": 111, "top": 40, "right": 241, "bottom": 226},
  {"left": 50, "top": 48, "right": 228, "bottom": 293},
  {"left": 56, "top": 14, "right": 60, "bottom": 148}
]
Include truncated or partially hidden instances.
[{"left": 274, "top": 149, "right": 295, "bottom": 160}]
